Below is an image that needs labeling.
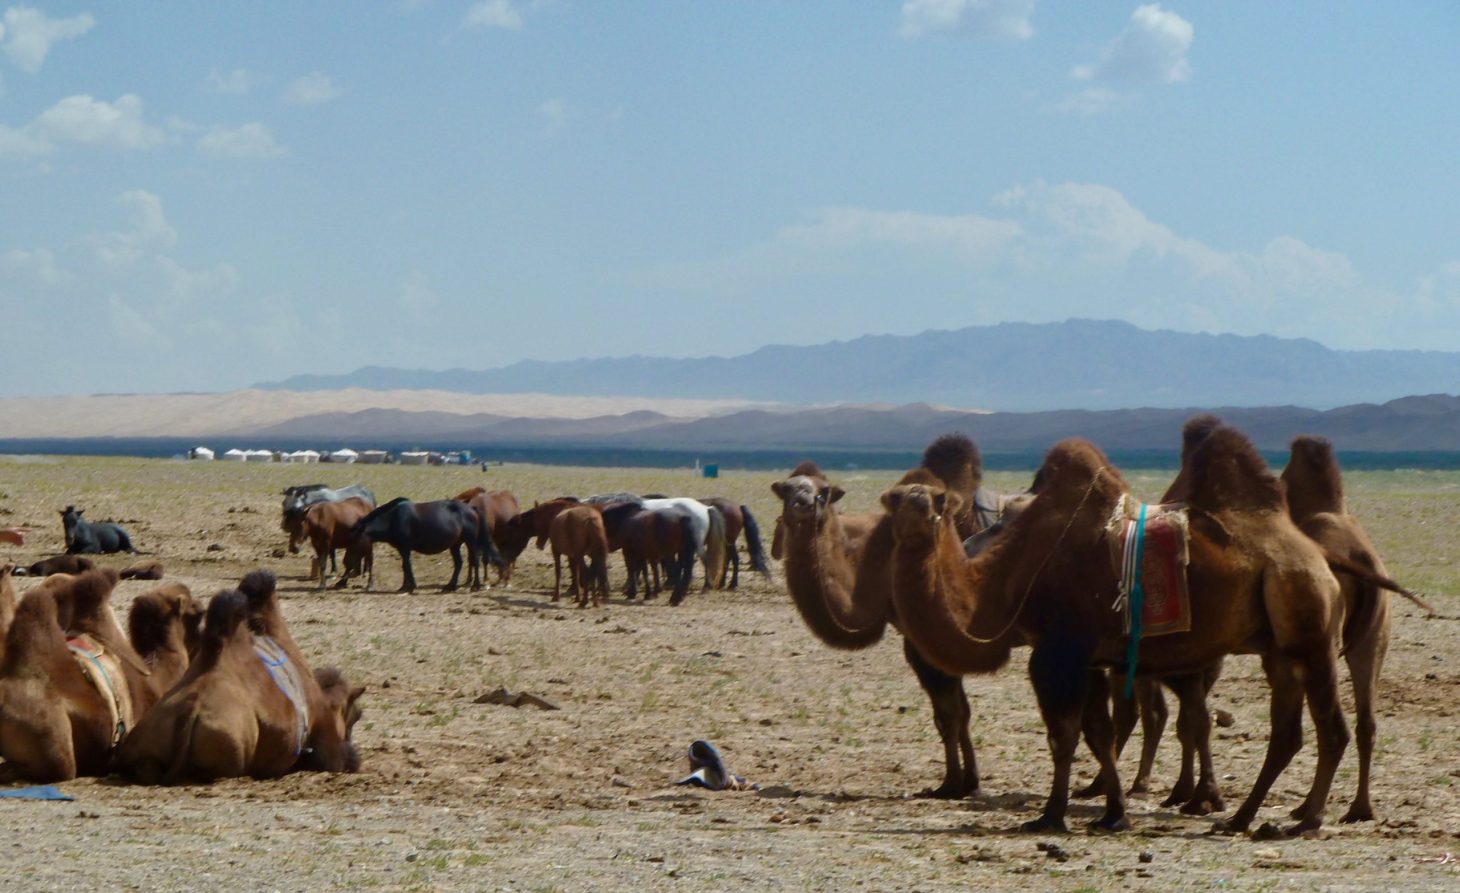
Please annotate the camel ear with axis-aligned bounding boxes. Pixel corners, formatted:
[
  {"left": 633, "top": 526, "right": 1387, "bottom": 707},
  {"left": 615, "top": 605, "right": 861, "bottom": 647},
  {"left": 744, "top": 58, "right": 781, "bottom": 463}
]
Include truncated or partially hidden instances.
[
  {"left": 349, "top": 684, "right": 367, "bottom": 705},
  {"left": 771, "top": 481, "right": 788, "bottom": 499},
  {"left": 828, "top": 486, "right": 846, "bottom": 505},
  {"left": 880, "top": 489, "right": 903, "bottom": 513}
]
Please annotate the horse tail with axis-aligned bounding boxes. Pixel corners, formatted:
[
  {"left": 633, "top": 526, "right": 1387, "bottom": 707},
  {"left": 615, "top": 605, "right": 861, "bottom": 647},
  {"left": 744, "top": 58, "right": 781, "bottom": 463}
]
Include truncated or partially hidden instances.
[
  {"left": 704, "top": 507, "right": 727, "bottom": 590},
  {"left": 740, "top": 505, "right": 770, "bottom": 577},
  {"left": 476, "top": 507, "right": 505, "bottom": 571},
  {"left": 670, "top": 516, "right": 697, "bottom": 605}
]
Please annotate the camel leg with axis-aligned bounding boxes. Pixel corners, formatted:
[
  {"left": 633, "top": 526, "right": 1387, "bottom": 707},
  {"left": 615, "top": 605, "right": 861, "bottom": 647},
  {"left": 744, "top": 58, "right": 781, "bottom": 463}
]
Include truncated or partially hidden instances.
[
  {"left": 1339, "top": 628, "right": 1386, "bottom": 823},
  {"left": 1022, "top": 639, "right": 1092, "bottom": 833},
  {"left": 1216, "top": 653, "right": 1305, "bottom": 834},
  {"left": 1075, "top": 673, "right": 1158, "bottom": 800},
  {"left": 1081, "top": 669, "right": 1130, "bottom": 831},
  {"left": 398, "top": 548, "right": 416, "bottom": 594},
  {"left": 1164, "top": 672, "right": 1223, "bottom": 814},
  {"left": 1284, "top": 647, "right": 1350, "bottom": 834},
  {"left": 904, "top": 639, "right": 977, "bottom": 799}
]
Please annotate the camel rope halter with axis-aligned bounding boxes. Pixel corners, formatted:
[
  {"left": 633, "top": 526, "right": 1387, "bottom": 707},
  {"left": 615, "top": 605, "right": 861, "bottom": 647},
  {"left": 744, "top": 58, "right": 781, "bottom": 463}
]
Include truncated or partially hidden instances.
[{"left": 948, "top": 466, "right": 1107, "bottom": 646}]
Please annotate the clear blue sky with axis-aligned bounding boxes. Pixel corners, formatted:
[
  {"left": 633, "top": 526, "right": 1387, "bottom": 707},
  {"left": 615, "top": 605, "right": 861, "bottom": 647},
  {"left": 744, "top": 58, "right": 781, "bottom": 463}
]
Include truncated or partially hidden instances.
[{"left": 1, "top": 1, "right": 1457, "bottom": 396}]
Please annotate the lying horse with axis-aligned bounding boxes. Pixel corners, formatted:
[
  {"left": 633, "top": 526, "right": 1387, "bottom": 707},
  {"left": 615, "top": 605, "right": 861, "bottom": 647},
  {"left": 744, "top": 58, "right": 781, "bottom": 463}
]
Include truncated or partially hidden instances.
[
  {"left": 293, "top": 497, "right": 374, "bottom": 589},
  {"left": 114, "top": 571, "right": 365, "bottom": 783},
  {"left": 61, "top": 506, "right": 139, "bottom": 554},
  {"left": 340, "top": 498, "right": 502, "bottom": 593},
  {"left": 15, "top": 554, "right": 95, "bottom": 577}
]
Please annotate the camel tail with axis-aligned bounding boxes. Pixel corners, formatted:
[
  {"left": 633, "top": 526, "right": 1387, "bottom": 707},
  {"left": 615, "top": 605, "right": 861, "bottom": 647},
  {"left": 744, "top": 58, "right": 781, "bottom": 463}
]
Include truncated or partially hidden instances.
[
  {"left": 740, "top": 506, "right": 770, "bottom": 577},
  {"left": 1324, "top": 549, "right": 1436, "bottom": 618}
]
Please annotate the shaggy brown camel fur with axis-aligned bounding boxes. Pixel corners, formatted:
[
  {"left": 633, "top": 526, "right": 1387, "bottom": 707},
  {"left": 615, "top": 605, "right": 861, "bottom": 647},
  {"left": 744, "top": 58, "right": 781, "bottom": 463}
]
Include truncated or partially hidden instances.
[
  {"left": 772, "top": 437, "right": 992, "bottom": 800},
  {"left": 114, "top": 572, "right": 365, "bottom": 783},
  {"left": 1280, "top": 434, "right": 1423, "bottom": 824},
  {"left": 0, "top": 564, "right": 16, "bottom": 646},
  {"left": 879, "top": 430, "right": 1351, "bottom": 835},
  {"left": 549, "top": 505, "right": 610, "bottom": 607},
  {"left": 0, "top": 569, "right": 164, "bottom": 781},
  {"left": 127, "top": 582, "right": 203, "bottom": 686}
]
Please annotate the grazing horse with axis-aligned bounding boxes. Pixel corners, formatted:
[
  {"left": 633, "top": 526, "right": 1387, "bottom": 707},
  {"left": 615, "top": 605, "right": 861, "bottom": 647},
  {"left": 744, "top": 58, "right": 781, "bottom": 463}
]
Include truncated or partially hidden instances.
[
  {"left": 698, "top": 497, "right": 770, "bottom": 589},
  {"left": 61, "top": 506, "right": 138, "bottom": 555},
  {"left": 605, "top": 503, "right": 699, "bottom": 605},
  {"left": 516, "top": 498, "right": 584, "bottom": 550},
  {"left": 294, "top": 497, "right": 374, "bottom": 590},
  {"left": 281, "top": 484, "right": 376, "bottom": 576},
  {"left": 340, "top": 498, "right": 501, "bottom": 593},
  {"left": 453, "top": 488, "right": 522, "bottom": 584},
  {"left": 640, "top": 497, "right": 726, "bottom": 590},
  {"left": 549, "top": 506, "right": 611, "bottom": 607}
]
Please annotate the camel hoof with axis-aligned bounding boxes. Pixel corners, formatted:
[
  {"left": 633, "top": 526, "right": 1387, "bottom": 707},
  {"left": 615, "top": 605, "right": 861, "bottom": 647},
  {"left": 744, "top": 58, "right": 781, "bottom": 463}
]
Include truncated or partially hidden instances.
[
  {"left": 1161, "top": 787, "right": 1195, "bottom": 809},
  {"left": 916, "top": 781, "right": 972, "bottom": 800},
  {"left": 1072, "top": 781, "right": 1104, "bottom": 800},
  {"left": 1088, "top": 814, "right": 1131, "bottom": 833},
  {"left": 1127, "top": 779, "right": 1152, "bottom": 797},
  {"left": 1283, "top": 816, "right": 1323, "bottom": 837},
  {"left": 1209, "top": 817, "right": 1249, "bottom": 836},
  {"left": 1019, "top": 816, "right": 1068, "bottom": 834},
  {"left": 1339, "top": 806, "right": 1375, "bottom": 824},
  {"left": 1181, "top": 795, "right": 1223, "bottom": 816}
]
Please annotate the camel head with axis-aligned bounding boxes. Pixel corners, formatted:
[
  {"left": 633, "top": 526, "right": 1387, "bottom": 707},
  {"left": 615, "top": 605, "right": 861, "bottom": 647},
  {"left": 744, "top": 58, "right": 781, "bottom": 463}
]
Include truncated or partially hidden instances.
[
  {"left": 771, "top": 474, "right": 844, "bottom": 535},
  {"left": 881, "top": 482, "right": 962, "bottom": 547},
  {"left": 1281, "top": 435, "right": 1345, "bottom": 520},
  {"left": 313, "top": 667, "right": 367, "bottom": 773}
]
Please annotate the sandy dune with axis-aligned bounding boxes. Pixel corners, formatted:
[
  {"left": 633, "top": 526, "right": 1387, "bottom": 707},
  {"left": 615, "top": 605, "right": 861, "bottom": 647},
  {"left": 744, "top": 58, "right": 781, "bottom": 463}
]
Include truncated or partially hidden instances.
[{"left": 0, "top": 389, "right": 770, "bottom": 438}]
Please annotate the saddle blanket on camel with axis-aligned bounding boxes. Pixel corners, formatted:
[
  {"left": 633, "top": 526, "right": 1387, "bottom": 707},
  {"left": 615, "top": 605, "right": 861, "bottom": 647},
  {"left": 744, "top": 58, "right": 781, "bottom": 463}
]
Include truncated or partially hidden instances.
[
  {"left": 66, "top": 633, "right": 136, "bottom": 748},
  {"left": 1105, "top": 495, "right": 1192, "bottom": 638},
  {"left": 255, "top": 635, "right": 311, "bottom": 756}
]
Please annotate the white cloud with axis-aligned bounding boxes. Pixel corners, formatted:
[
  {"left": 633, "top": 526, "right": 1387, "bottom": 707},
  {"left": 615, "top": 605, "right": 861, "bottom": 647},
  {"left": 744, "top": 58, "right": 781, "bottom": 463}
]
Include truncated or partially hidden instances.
[
  {"left": 777, "top": 206, "right": 1022, "bottom": 262},
  {"left": 156, "top": 256, "right": 240, "bottom": 303},
  {"left": 898, "top": 0, "right": 1034, "bottom": 40},
  {"left": 107, "top": 294, "right": 171, "bottom": 349},
  {"left": 464, "top": 0, "right": 522, "bottom": 30},
  {"left": 206, "top": 67, "right": 262, "bottom": 95},
  {"left": 399, "top": 271, "right": 439, "bottom": 314},
  {"left": 1048, "top": 87, "right": 1124, "bottom": 117},
  {"left": 1071, "top": 4, "right": 1193, "bottom": 84},
  {"left": 1418, "top": 262, "right": 1460, "bottom": 312},
  {"left": 0, "top": 247, "right": 70, "bottom": 287},
  {"left": 197, "top": 122, "right": 287, "bottom": 158},
  {"left": 0, "top": 94, "right": 165, "bottom": 158},
  {"left": 284, "top": 72, "right": 340, "bottom": 106},
  {"left": 538, "top": 97, "right": 568, "bottom": 135},
  {"left": 1, "top": 6, "right": 95, "bottom": 73},
  {"left": 90, "top": 190, "right": 177, "bottom": 266}
]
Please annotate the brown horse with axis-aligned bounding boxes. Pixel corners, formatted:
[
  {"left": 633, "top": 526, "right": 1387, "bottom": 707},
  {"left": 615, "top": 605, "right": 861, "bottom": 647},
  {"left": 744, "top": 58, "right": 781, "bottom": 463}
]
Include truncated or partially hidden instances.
[
  {"left": 879, "top": 429, "right": 1350, "bottom": 835},
  {"left": 0, "top": 569, "right": 166, "bottom": 781},
  {"left": 455, "top": 487, "right": 523, "bottom": 584},
  {"left": 294, "top": 497, "right": 373, "bottom": 590},
  {"left": 115, "top": 571, "right": 365, "bottom": 783},
  {"left": 606, "top": 502, "right": 699, "bottom": 604},
  {"left": 16, "top": 554, "right": 95, "bottom": 577},
  {"left": 549, "top": 506, "right": 610, "bottom": 607},
  {"left": 119, "top": 560, "right": 165, "bottom": 580},
  {"left": 698, "top": 497, "right": 770, "bottom": 589}
]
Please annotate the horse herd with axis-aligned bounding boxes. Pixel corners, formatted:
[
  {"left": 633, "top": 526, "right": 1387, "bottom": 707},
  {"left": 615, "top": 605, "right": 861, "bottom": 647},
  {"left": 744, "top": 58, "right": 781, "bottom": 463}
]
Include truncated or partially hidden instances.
[
  {"left": 281, "top": 483, "right": 771, "bottom": 607},
  {"left": 0, "top": 419, "right": 1434, "bottom": 840}
]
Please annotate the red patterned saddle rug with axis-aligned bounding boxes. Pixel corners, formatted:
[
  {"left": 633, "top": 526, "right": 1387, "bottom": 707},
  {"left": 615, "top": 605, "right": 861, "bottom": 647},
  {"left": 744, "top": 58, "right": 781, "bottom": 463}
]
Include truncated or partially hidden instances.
[
  {"left": 66, "top": 633, "right": 135, "bottom": 749},
  {"left": 1106, "top": 495, "right": 1192, "bottom": 638}
]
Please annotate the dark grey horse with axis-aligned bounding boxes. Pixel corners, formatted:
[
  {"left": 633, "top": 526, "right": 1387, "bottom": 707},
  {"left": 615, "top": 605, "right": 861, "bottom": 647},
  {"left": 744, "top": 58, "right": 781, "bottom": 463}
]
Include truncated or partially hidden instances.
[
  {"left": 339, "top": 498, "right": 504, "bottom": 593},
  {"left": 61, "top": 505, "right": 139, "bottom": 554}
]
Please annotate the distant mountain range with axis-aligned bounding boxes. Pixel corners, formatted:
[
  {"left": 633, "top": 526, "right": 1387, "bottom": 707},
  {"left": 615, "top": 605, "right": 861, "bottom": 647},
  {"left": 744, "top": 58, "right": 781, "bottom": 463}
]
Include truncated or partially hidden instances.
[
  {"left": 242, "top": 394, "right": 1460, "bottom": 453},
  {"left": 257, "top": 319, "right": 1460, "bottom": 412}
]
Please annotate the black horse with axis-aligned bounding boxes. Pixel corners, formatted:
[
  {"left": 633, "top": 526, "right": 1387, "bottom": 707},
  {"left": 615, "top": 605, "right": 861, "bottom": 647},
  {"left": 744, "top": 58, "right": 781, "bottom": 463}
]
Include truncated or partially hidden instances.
[
  {"left": 339, "top": 498, "right": 504, "bottom": 593},
  {"left": 61, "top": 506, "right": 139, "bottom": 554}
]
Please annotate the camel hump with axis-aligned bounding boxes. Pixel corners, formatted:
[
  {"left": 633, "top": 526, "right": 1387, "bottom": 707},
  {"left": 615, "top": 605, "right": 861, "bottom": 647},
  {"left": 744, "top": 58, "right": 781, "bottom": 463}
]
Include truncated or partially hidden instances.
[
  {"left": 1281, "top": 434, "right": 1345, "bottom": 519},
  {"left": 1180, "top": 414, "right": 1224, "bottom": 455},
  {"left": 921, "top": 433, "right": 982, "bottom": 496},
  {"left": 203, "top": 590, "right": 250, "bottom": 652},
  {"left": 69, "top": 568, "right": 121, "bottom": 621},
  {"left": 238, "top": 569, "right": 278, "bottom": 606},
  {"left": 1030, "top": 438, "right": 1122, "bottom": 501},
  {"left": 1187, "top": 425, "right": 1284, "bottom": 514}
]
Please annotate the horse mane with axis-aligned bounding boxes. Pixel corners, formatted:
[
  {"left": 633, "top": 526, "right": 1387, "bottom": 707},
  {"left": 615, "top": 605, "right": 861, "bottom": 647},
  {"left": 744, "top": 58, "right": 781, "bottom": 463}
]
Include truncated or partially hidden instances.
[
  {"left": 921, "top": 433, "right": 982, "bottom": 498},
  {"left": 355, "top": 496, "right": 410, "bottom": 527},
  {"left": 1282, "top": 435, "right": 1345, "bottom": 520},
  {"left": 788, "top": 461, "right": 826, "bottom": 479},
  {"left": 1187, "top": 425, "right": 1285, "bottom": 513}
]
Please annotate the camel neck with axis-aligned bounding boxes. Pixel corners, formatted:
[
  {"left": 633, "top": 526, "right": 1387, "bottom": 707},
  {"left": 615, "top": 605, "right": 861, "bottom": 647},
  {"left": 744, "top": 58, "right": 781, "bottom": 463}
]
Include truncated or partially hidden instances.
[
  {"left": 781, "top": 514, "right": 888, "bottom": 650},
  {"left": 889, "top": 519, "right": 1013, "bottom": 676}
]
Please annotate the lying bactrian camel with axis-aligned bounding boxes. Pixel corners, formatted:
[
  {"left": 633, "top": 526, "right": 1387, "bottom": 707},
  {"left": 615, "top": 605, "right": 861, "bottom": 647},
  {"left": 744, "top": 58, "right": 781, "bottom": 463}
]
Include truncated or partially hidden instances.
[
  {"left": 114, "top": 571, "right": 364, "bottom": 782},
  {"left": 880, "top": 428, "right": 1352, "bottom": 835}
]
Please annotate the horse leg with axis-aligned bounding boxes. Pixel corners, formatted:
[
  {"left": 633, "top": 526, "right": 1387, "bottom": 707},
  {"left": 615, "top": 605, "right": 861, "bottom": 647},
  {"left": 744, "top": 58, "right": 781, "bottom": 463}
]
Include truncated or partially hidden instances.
[
  {"left": 1022, "top": 639, "right": 1092, "bottom": 833},
  {"left": 443, "top": 545, "right": 462, "bottom": 592},
  {"left": 329, "top": 548, "right": 337, "bottom": 575},
  {"left": 570, "top": 554, "right": 584, "bottom": 606},
  {"left": 467, "top": 540, "right": 482, "bottom": 592},
  {"left": 1215, "top": 652, "right": 1305, "bottom": 834},
  {"left": 398, "top": 548, "right": 416, "bottom": 594},
  {"left": 315, "top": 544, "right": 329, "bottom": 592},
  {"left": 904, "top": 639, "right": 977, "bottom": 799},
  {"left": 552, "top": 550, "right": 562, "bottom": 601}
]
